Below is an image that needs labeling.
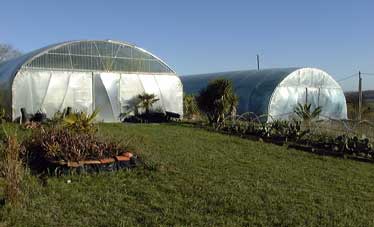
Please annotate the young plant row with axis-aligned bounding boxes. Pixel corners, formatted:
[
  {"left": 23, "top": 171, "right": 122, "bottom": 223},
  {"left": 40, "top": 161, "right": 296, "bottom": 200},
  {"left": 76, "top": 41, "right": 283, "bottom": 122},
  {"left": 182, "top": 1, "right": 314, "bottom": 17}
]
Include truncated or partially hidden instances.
[{"left": 219, "top": 120, "right": 374, "bottom": 160}]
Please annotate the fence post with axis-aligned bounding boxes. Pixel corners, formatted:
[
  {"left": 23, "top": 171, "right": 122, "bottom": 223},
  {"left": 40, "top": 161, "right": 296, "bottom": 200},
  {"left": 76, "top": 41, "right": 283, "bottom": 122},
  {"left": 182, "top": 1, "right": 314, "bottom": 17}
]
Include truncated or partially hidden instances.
[{"left": 358, "top": 71, "right": 363, "bottom": 121}]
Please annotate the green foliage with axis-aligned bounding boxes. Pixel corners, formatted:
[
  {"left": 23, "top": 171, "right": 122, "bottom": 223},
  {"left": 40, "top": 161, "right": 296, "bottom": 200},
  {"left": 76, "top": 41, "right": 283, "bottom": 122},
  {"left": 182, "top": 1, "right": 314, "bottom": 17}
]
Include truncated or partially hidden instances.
[
  {"left": 307, "top": 134, "right": 373, "bottom": 156},
  {"left": 62, "top": 109, "right": 99, "bottom": 133},
  {"left": 221, "top": 120, "right": 309, "bottom": 142},
  {"left": 137, "top": 93, "right": 159, "bottom": 114},
  {"left": 220, "top": 118, "right": 374, "bottom": 160},
  {"left": 183, "top": 94, "right": 199, "bottom": 120},
  {"left": 196, "top": 79, "right": 238, "bottom": 126},
  {"left": 294, "top": 103, "right": 322, "bottom": 122}
]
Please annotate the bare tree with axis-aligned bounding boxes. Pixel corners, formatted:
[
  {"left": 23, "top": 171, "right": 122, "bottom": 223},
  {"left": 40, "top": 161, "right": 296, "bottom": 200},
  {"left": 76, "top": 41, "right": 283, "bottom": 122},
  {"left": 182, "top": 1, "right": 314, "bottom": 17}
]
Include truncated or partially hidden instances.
[{"left": 0, "top": 43, "right": 22, "bottom": 63}]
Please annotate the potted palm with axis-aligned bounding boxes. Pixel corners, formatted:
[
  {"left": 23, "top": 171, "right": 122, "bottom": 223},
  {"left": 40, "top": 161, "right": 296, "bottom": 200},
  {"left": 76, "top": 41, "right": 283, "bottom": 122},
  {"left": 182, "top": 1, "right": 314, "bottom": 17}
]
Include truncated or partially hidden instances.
[{"left": 137, "top": 93, "right": 159, "bottom": 115}]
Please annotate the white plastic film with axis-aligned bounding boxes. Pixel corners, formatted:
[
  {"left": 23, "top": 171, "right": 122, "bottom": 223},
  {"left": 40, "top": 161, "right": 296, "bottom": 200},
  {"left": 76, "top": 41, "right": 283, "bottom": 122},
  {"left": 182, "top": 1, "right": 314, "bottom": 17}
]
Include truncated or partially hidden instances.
[
  {"left": 12, "top": 69, "right": 183, "bottom": 122},
  {"left": 119, "top": 74, "right": 145, "bottom": 115},
  {"left": 268, "top": 68, "right": 347, "bottom": 121},
  {"left": 12, "top": 70, "right": 93, "bottom": 119},
  {"left": 154, "top": 75, "right": 183, "bottom": 116}
]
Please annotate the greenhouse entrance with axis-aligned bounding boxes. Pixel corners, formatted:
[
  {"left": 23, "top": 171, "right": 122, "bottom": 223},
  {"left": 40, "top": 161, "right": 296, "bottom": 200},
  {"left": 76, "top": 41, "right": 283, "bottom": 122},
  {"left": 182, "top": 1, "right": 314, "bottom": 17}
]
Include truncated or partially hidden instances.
[{"left": 93, "top": 73, "right": 121, "bottom": 122}]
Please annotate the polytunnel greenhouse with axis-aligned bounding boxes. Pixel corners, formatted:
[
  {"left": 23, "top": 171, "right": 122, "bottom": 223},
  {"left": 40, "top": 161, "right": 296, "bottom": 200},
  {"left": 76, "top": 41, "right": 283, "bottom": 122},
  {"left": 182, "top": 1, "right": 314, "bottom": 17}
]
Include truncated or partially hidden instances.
[
  {"left": 0, "top": 40, "right": 183, "bottom": 122},
  {"left": 181, "top": 68, "right": 347, "bottom": 121}
]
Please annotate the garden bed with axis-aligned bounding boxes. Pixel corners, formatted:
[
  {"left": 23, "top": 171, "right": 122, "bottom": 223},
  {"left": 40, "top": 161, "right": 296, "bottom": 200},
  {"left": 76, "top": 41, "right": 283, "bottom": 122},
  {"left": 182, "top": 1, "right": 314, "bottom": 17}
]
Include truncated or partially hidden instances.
[{"left": 202, "top": 121, "right": 374, "bottom": 164}]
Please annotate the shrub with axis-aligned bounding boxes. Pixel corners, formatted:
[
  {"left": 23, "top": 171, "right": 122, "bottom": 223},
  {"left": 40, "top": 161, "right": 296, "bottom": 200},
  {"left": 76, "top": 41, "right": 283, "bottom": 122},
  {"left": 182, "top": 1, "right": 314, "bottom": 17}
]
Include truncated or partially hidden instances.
[
  {"left": 183, "top": 94, "right": 199, "bottom": 120},
  {"left": 196, "top": 79, "right": 238, "bottom": 126},
  {"left": 62, "top": 109, "right": 99, "bottom": 134},
  {"left": 0, "top": 135, "right": 24, "bottom": 207},
  {"left": 23, "top": 126, "right": 130, "bottom": 166}
]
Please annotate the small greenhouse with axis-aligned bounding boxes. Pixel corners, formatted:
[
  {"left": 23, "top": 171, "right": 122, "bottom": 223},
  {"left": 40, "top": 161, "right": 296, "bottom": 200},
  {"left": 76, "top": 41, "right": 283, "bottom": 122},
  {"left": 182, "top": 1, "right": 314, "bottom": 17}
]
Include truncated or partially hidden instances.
[
  {"left": 0, "top": 40, "right": 183, "bottom": 122},
  {"left": 181, "top": 68, "right": 347, "bottom": 121}
]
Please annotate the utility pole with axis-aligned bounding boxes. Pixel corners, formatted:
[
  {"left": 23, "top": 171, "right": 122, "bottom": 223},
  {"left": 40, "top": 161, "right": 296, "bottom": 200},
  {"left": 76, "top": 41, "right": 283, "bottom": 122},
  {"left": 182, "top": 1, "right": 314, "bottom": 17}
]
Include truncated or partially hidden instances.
[
  {"left": 256, "top": 54, "right": 260, "bottom": 71},
  {"left": 358, "top": 71, "right": 363, "bottom": 121}
]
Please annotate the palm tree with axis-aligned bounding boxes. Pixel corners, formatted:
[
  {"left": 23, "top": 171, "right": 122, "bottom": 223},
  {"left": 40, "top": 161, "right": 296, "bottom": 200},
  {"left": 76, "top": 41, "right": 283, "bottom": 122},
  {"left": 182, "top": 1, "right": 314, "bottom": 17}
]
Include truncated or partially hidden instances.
[
  {"left": 196, "top": 79, "right": 238, "bottom": 126},
  {"left": 137, "top": 93, "right": 159, "bottom": 115}
]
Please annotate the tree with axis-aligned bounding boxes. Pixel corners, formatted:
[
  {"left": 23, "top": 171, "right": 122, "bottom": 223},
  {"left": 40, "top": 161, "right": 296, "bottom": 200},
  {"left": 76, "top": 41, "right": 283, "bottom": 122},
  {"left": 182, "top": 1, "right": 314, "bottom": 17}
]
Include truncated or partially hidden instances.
[
  {"left": 0, "top": 44, "right": 22, "bottom": 63},
  {"left": 196, "top": 79, "right": 238, "bottom": 126},
  {"left": 137, "top": 93, "right": 159, "bottom": 115}
]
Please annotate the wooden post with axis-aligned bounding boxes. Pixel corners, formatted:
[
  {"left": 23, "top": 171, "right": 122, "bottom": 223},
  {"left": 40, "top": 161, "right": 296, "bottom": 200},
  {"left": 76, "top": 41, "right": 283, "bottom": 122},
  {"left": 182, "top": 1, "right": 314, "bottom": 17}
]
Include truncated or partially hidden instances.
[{"left": 358, "top": 71, "right": 362, "bottom": 121}]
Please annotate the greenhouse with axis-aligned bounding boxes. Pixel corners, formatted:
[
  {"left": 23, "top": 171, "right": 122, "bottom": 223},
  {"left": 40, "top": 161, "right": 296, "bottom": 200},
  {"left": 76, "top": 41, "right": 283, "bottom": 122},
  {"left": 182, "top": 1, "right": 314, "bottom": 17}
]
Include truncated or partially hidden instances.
[
  {"left": 0, "top": 40, "right": 183, "bottom": 122},
  {"left": 181, "top": 68, "right": 347, "bottom": 121}
]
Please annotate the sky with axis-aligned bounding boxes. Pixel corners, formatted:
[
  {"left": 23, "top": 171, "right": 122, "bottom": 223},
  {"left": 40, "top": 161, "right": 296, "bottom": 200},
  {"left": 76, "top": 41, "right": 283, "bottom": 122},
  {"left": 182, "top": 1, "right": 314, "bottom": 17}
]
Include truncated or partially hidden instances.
[{"left": 0, "top": 0, "right": 373, "bottom": 91}]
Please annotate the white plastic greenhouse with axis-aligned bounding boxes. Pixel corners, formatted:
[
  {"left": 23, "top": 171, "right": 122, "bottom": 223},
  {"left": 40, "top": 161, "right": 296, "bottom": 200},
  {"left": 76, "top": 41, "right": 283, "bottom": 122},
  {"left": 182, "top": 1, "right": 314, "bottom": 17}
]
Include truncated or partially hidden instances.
[
  {"left": 0, "top": 40, "right": 183, "bottom": 122},
  {"left": 181, "top": 68, "right": 347, "bottom": 121}
]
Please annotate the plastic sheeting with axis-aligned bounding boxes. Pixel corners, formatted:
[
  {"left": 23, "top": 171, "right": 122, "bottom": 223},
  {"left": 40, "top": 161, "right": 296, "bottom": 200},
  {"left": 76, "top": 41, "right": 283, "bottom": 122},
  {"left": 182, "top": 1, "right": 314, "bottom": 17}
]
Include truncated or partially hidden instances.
[
  {"left": 0, "top": 40, "right": 183, "bottom": 122},
  {"left": 13, "top": 69, "right": 93, "bottom": 120},
  {"left": 181, "top": 68, "right": 347, "bottom": 121},
  {"left": 12, "top": 70, "right": 183, "bottom": 122}
]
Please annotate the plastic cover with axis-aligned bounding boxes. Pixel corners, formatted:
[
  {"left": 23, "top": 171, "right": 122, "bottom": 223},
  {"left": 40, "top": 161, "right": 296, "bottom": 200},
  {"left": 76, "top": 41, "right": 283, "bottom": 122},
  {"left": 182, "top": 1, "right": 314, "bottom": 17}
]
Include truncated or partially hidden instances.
[
  {"left": 12, "top": 70, "right": 183, "bottom": 122},
  {"left": 181, "top": 68, "right": 347, "bottom": 121},
  {"left": 0, "top": 40, "right": 183, "bottom": 121}
]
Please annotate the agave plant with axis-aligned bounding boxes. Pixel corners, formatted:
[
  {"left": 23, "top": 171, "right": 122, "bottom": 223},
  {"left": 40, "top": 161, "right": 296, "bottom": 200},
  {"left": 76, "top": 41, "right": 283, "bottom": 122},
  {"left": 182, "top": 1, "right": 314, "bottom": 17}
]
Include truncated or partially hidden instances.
[
  {"left": 63, "top": 109, "right": 99, "bottom": 133},
  {"left": 294, "top": 103, "right": 322, "bottom": 127},
  {"left": 137, "top": 93, "right": 159, "bottom": 115}
]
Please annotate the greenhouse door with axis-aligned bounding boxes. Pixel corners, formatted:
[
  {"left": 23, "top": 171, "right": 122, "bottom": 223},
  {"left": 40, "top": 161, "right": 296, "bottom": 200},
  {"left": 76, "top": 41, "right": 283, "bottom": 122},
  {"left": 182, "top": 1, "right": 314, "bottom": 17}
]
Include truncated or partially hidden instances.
[{"left": 93, "top": 73, "right": 121, "bottom": 122}]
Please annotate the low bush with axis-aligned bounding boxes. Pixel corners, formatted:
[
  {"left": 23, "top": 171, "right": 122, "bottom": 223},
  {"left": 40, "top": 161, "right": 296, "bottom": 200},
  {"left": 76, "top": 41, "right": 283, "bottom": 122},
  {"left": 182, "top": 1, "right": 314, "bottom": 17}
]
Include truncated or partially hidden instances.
[
  {"left": 23, "top": 126, "right": 131, "bottom": 171},
  {"left": 183, "top": 94, "right": 200, "bottom": 120}
]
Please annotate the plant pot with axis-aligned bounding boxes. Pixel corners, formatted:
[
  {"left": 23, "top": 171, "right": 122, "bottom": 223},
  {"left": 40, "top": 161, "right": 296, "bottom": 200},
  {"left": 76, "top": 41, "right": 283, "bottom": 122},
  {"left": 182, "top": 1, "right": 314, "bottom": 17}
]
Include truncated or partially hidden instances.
[
  {"left": 99, "top": 158, "right": 115, "bottom": 164},
  {"left": 82, "top": 160, "right": 101, "bottom": 165},
  {"left": 121, "top": 151, "right": 134, "bottom": 158},
  {"left": 115, "top": 155, "right": 130, "bottom": 161},
  {"left": 67, "top": 161, "right": 82, "bottom": 167}
]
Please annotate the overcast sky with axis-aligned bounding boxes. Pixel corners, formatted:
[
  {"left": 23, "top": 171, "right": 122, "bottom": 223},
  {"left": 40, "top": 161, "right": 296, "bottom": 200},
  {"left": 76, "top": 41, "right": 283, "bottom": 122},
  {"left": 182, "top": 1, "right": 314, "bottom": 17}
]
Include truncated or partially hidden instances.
[{"left": 1, "top": 0, "right": 373, "bottom": 91}]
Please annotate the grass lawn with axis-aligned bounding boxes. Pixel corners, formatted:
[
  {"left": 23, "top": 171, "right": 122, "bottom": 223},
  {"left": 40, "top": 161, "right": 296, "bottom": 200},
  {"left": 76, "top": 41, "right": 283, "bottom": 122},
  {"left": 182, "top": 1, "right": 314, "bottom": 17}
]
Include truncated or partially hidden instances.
[{"left": 1, "top": 123, "right": 374, "bottom": 226}]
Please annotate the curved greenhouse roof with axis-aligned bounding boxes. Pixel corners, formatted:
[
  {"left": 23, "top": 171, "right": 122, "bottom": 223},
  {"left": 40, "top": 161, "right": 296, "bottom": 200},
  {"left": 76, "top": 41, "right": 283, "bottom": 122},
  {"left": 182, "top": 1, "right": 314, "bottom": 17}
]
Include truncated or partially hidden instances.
[
  {"left": 181, "top": 68, "right": 347, "bottom": 121},
  {"left": 0, "top": 40, "right": 183, "bottom": 122},
  {"left": 0, "top": 40, "right": 174, "bottom": 79}
]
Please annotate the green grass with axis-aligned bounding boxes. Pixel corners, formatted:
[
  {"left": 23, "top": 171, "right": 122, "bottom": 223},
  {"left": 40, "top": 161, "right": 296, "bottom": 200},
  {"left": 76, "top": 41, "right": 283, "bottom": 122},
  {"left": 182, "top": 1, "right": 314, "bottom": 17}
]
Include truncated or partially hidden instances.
[{"left": 1, "top": 123, "right": 374, "bottom": 226}]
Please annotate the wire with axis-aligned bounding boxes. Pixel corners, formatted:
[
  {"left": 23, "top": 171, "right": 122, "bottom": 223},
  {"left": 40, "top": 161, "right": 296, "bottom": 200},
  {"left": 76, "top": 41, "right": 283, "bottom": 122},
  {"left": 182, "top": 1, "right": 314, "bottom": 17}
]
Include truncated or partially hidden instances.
[
  {"left": 337, "top": 73, "right": 358, "bottom": 82},
  {"left": 361, "top": 72, "right": 374, "bottom": 76}
]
